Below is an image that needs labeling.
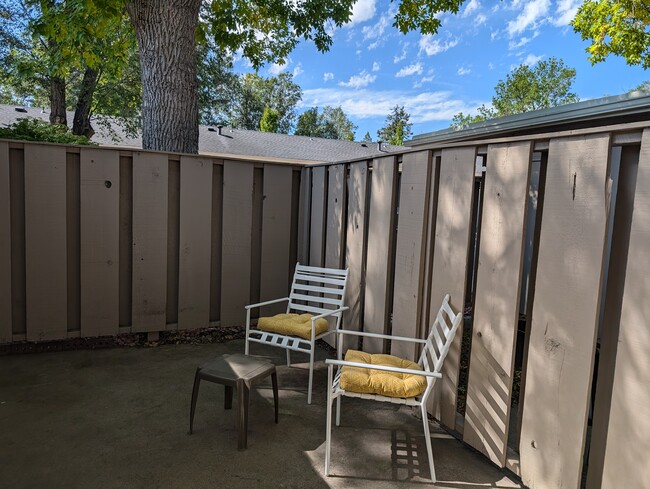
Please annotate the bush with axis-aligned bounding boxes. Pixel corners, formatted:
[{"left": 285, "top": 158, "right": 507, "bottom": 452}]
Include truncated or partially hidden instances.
[{"left": 0, "top": 118, "right": 95, "bottom": 145}]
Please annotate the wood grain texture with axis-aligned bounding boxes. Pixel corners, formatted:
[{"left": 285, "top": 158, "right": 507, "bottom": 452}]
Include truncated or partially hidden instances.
[
  {"left": 310, "top": 166, "right": 327, "bottom": 267},
  {"left": 463, "top": 142, "right": 532, "bottom": 466},
  {"left": 220, "top": 161, "right": 254, "bottom": 327},
  {"left": 297, "top": 167, "right": 311, "bottom": 265},
  {"left": 343, "top": 162, "right": 368, "bottom": 349},
  {"left": 325, "top": 164, "right": 346, "bottom": 269},
  {"left": 24, "top": 144, "right": 68, "bottom": 341},
  {"left": 600, "top": 132, "right": 650, "bottom": 489},
  {"left": 429, "top": 146, "right": 477, "bottom": 428},
  {"left": 363, "top": 156, "right": 397, "bottom": 353},
  {"left": 178, "top": 156, "right": 212, "bottom": 329},
  {"left": 519, "top": 134, "right": 610, "bottom": 489},
  {"left": 80, "top": 148, "right": 120, "bottom": 337},
  {"left": 260, "top": 165, "right": 293, "bottom": 315},
  {"left": 209, "top": 164, "right": 223, "bottom": 322},
  {"left": 391, "top": 151, "right": 431, "bottom": 360},
  {"left": 0, "top": 142, "right": 11, "bottom": 343},
  {"left": 131, "top": 152, "right": 168, "bottom": 332}
]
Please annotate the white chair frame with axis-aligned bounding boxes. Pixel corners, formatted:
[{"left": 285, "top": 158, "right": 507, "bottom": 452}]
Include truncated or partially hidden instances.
[
  {"left": 324, "top": 294, "right": 462, "bottom": 482},
  {"left": 245, "top": 264, "right": 349, "bottom": 404}
]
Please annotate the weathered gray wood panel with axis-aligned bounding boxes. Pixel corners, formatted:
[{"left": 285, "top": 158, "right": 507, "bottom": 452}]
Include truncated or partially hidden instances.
[
  {"left": 80, "top": 148, "right": 120, "bottom": 337},
  {"left": 600, "top": 133, "right": 650, "bottom": 489},
  {"left": 429, "top": 146, "right": 477, "bottom": 428},
  {"left": 463, "top": 142, "right": 531, "bottom": 466},
  {"left": 325, "top": 164, "right": 346, "bottom": 269},
  {"left": 260, "top": 165, "right": 293, "bottom": 315},
  {"left": 221, "top": 161, "right": 254, "bottom": 327},
  {"left": 0, "top": 142, "right": 11, "bottom": 343},
  {"left": 364, "top": 156, "right": 397, "bottom": 353},
  {"left": 297, "top": 167, "right": 311, "bottom": 265},
  {"left": 309, "top": 166, "right": 327, "bottom": 267},
  {"left": 131, "top": 152, "right": 168, "bottom": 332},
  {"left": 209, "top": 164, "right": 223, "bottom": 322},
  {"left": 520, "top": 134, "right": 610, "bottom": 489},
  {"left": 391, "top": 151, "right": 431, "bottom": 360},
  {"left": 178, "top": 156, "right": 212, "bottom": 329},
  {"left": 24, "top": 144, "right": 67, "bottom": 341}
]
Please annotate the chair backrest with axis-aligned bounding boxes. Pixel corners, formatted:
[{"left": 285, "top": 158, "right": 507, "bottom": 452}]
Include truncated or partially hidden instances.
[
  {"left": 287, "top": 264, "right": 349, "bottom": 317},
  {"left": 418, "top": 294, "right": 463, "bottom": 376}
]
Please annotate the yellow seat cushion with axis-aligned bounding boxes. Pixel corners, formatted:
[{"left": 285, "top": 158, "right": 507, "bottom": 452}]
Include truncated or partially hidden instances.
[
  {"left": 257, "top": 313, "right": 329, "bottom": 340},
  {"left": 340, "top": 350, "right": 426, "bottom": 398}
]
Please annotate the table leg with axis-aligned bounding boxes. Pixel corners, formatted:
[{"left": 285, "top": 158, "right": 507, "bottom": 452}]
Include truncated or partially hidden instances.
[
  {"left": 237, "top": 380, "right": 250, "bottom": 450},
  {"left": 189, "top": 369, "right": 202, "bottom": 434},
  {"left": 271, "top": 371, "right": 279, "bottom": 424},
  {"left": 224, "top": 385, "right": 233, "bottom": 410}
]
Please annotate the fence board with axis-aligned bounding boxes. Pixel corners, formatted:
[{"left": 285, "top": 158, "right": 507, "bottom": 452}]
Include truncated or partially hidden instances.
[
  {"left": 297, "top": 167, "right": 311, "bottom": 264},
  {"left": 132, "top": 152, "right": 168, "bottom": 332},
  {"left": 118, "top": 156, "right": 133, "bottom": 327},
  {"left": 391, "top": 151, "right": 431, "bottom": 360},
  {"left": 326, "top": 164, "right": 346, "bottom": 269},
  {"left": 310, "top": 166, "right": 327, "bottom": 267},
  {"left": 0, "top": 142, "right": 11, "bottom": 343},
  {"left": 209, "top": 164, "right": 223, "bottom": 322},
  {"left": 519, "top": 134, "right": 610, "bottom": 489},
  {"left": 260, "top": 165, "right": 293, "bottom": 315},
  {"left": 343, "top": 162, "right": 368, "bottom": 349},
  {"left": 364, "top": 156, "right": 397, "bottom": 353},
  {"left": 80, "top": 148, "right": 120, "bottom": 337},
  {"left": 600, "top": 131, "right": 650, "bottom": 489},
  {"left": 429, "top": 146, "right": 477, "bottom": 428},
  {"left": 463, "top": 142, "right": 532, "bottom": 466},
  {"left": 221, "top": 161, "right": 254, "bottom": 326},
  {"left": 24, "top": 144, "right": 67, "bottom": 341},
  {"left": 178, "top": 156, "right": 212, "bottom": 329}
]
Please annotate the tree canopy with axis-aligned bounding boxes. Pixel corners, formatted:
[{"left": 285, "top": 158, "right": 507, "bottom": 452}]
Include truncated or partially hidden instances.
[
  {"left": 452, "top": 58, "right": 579, "bottom": 128},
  {"left": 377, "top": 105, "right": 412, "bottom": 145},
  {"left": 295, "top": 106, "right": 357, "bottom": 140}
]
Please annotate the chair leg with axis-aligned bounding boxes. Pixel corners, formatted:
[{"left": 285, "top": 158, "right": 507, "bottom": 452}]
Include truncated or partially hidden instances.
[
  {"left": 286, "top": 349, "right": 291, "bottom": 366},
  {"left": 245, "top": 310, "right": 251, "bottom": 355},
  {"left": 224, "top": 385, "right": 233, "bottom": 410},
  {"left": 237, "top": 380, "right": 250, "bottom": 450},
  {"left": 420, "top": 403, "right": 436, "bottom": 483},
  {"left": 189, "top": 369, "right": 201, "bottom": 434},
  {"left": 307, "top": 341, "right": 315, "bottom": 404},
  {"left": 325, "top": 364, "right": 333, "bottom": 476},
  {"left": 336, "top": 396, "right": 341, "bottom": 427},
  {"left": 271, "top": 371, "right": 279, "bottom": 423}
]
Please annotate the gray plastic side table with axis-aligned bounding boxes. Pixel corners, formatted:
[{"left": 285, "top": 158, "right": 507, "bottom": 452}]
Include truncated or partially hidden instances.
[{"left": 189, "top": 353, "right": 278, "bottom": 450}]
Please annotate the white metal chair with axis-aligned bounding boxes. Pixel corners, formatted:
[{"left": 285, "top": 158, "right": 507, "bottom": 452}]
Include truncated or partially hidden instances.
[
  {"left": 324, "top": 294, "right": 462, "bottom": 482},
  {"left": 245, "top": 263, "right": 349, "bottom": 404}
]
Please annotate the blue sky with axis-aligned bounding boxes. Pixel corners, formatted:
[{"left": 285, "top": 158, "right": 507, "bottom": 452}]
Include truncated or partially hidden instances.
[{"left": 234, "top": 0, "right": 648, "bottom": 140}]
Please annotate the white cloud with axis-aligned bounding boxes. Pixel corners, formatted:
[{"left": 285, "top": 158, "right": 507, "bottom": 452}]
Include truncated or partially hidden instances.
[
  {"left": 475, "top": 13, "right": 488, "bottom": 25},
  {"left": 506, "top": 0, "right": 550, "bottom": 37},
  {"left": 457, "top": 67, "right": 471, "bottom": 76},
  {"left": 396, "top": 62, "right": 423, "bottom": 77},
  {"left": 372, "top": 61, "right": 381, "bottom": 72},
  {"left": 393, "top": 43, "right": 409, "bottom": 63},
  {"left": 523, "top": 53, "right": 543, "bottom": 66},
  {"left": 462, "top": 0, "right": 481, "bottom": 17},
  {"left": 302, "top": 87, "right": 480, "bottom": 123},
  {"left": 488, "top": 62, "right": 495, "bottom": 70},
  {"left": 269, "top": 61, "right": 288, "bottom": 76},
  {"left": 292, "top": 63, "right": 304, "bottom": 77},
  {"left": 339, "top": 70, "right": 377, "bottom": 88},
  {"left": 349, "top": 0, "right": 376, "bottom": 25},
  {"left": 508, "top": 32, "right": 538, "bottom": 50},
  {"left": 491, "top": 30, "right": 500, "bottom": 41},
  {"left": 413, "top": 75, "right": 434, "bottom": 88},
  {"left": 323, "top": 72, "right": 334, "bottom": 82},
  {"left": 553, "top": 0, "right": 581, "bottom": 26},
  {"left": 419, "top": 35, "right": 459, "bottom": 56}
]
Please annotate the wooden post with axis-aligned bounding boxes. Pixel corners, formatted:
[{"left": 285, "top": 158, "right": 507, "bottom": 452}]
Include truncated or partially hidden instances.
[
  {"left": 0, "top": 142, "right": 11, "bottom": 343},
  {"left": 310, "top": 166, "right": 327, "bottom": 267}
]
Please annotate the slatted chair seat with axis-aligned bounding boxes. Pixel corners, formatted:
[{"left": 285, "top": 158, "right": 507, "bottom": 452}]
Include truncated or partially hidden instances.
[
  {"left": 324, "top": 294, "right": 463, "bottom": 482},
  {"left": 245, "top": 264, "right": 349, "bottom": 404}
]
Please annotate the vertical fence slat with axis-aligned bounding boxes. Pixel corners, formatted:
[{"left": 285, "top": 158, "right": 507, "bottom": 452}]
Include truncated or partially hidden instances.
[
  {"left": 429, "top": 146, "right": 477, "bottom": 428},
  {"left": 178, "top": 156, "right": 212, "bottom": 329},
  {"left": 519, "top": 134, "right": 610, "bottom": 489},
  {"left": 600, "top": 132, "right": 649, "bottom": 489},
  {"left": 343, "top": 161, "right": 368, "bottom": 349},
  {"left": 0, "top": 142, "right": 11, "bottom": 343},
  {"left": 310, "top": 166, "right": 327, "bottom": 267},
  {"left": 209, "top": 164, "right": 223, "bottom": 322},
  {"left": 463, "top": 142, "right": 531, "bottom": 466},
  {"left": 391, "top": 151, "right": 431, "bottom": 360},
  {"left": 24, "top": 144, "right": 67, "bottom": 341},
  {"left": 297, "top": 167, "right": 311, "bottom": 265},
  {"left": 132, "top": 152, "right": 168, "bottom": 332},
  {"left": 325, "top": 164, "right": 346, "bottom": 269},
  {"left": 221, "top": 161, "right": 254, "bottom": 327},
  {"left": 80, "top": 148, "right": 120, "bottom": 337},
  {"left": 260, "top": 165, "right": 293, "bottom": 315},
  {"left": 364, "top": 156, "right": 397, "bottom": 353}
]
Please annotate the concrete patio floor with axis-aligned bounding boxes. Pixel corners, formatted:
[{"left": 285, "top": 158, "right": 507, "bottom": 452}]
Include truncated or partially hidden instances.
[{"left": 0, "top": 339, "right": 523, "bottom": 489}]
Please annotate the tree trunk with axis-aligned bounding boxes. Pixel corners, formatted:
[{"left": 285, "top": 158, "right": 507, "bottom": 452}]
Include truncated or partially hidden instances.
[
  {"left": 126, "top": 0, "right": 201, "bottom": 154},
  {"left": 72, "top": 67, "right": 100, "bottom": 138},
  {"left": 49, "top": 76, "right": 67, "bottom": 126}
]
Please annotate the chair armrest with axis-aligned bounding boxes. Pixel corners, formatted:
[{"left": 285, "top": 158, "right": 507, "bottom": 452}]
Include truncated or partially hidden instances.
[
  {"left": 245, "top": 297, "right": 289, "bottom": 310},
  {"left": 333, "top": 329, "right": 427, "bottom": 344},
  {"left": 325, "top": 359, "right": 442, "bottom": 378},
  {"left": 311, "top": 307, "right": 349, "bottom": 321}
]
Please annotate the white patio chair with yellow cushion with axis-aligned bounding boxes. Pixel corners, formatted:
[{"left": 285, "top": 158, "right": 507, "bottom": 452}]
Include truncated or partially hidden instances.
[
  {"left": 245, "top": 264, "right": 349, "bottom": 404},
  {"left": 324, "top": 294, "right": 462, "bottom": 482}
]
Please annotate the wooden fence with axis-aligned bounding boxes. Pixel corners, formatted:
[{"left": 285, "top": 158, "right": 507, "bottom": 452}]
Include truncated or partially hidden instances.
[
  {"left": 300, "top": 122, "right": 650, "bottom": 489},
  {"left": 0, "top": 141, "right": 303, "bottom": 343}
]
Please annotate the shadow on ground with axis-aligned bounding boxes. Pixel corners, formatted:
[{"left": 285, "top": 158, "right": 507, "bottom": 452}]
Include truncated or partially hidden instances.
[{"left": 0, "top": 339, "right": 522, "bottom": 489}]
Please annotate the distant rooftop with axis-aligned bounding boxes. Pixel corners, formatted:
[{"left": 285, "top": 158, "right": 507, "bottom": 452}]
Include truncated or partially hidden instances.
[
  {"left": 410, "top": 90, "right": 650, "bottom": 147},
  {"left": 0, "top": 105, "right": 403, "bottom": 164}
]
